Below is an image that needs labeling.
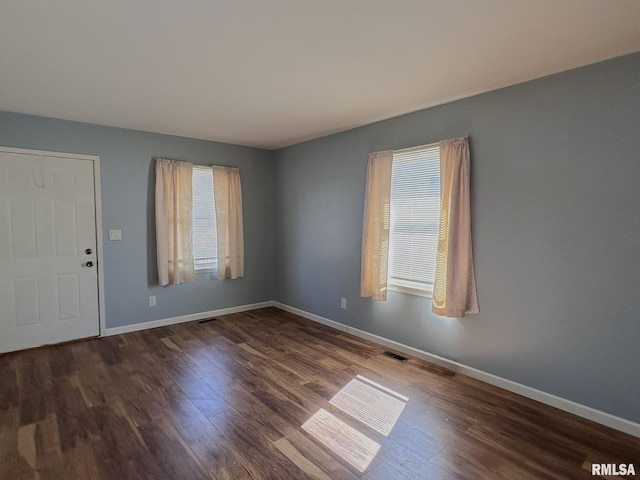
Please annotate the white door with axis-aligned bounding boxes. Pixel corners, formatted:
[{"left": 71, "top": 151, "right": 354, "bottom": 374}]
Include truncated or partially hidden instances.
[{"left": 0, "top": 150, "right": 100, "bottom": 353}]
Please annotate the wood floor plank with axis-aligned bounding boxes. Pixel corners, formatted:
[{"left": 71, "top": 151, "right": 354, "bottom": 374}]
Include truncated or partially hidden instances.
[
  {"left": 1, "top": 307, "right": 638, "bottom": 479},
  {"left": 61, "top": 442, "right": 100, "bottom": 480},
  {"left": 136, "top": 420, "right": 211, "bottom": 480},
  {"left": 386, "top": 419, "right": 444, "bottom": 459},
  {"left": 225, "top": 384, "right": 299, "bottom": 441},
  {"left": 16, "top": 422, "right": 37, "bottom": 469},
  {"left": 274, "top": 437, "right": 334, "bottom": 480},
  {"left": 279, "top": 430, "right": 360, "bottom": 480},
  {"left": 17, "top": 351, "right": 53, "bottom": 426},
  {"left": 208, "top": 411, "right": 313, "bottom": 480},
  {"left": 0, "top": 358, "right": 19, "bottom": 411}
]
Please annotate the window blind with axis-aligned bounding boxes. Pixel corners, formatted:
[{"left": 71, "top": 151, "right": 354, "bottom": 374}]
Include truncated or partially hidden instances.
[
  {"left": 389, "top": 143, "right": 440, "bottom": 293},
  {"left": 192, "top": 166, "right": 217, "bottom": 270}
]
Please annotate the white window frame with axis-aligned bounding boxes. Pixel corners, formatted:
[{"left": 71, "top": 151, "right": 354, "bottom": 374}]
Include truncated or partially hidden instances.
[
  {"left": 387, "top": 142, "right": 440, "bottom": 297},
  {"left": 192, "top": 165, "right": 218, "bottom": 273}
]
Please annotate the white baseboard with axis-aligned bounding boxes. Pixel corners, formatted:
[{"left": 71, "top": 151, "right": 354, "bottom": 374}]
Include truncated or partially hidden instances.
[
  {"left": 274, "top": 302, "right": 349, "bottom": 333},
  {"left": 104, "top": 301, "right": 274, "bottom": 336},
  {"left": 272, "top": 302, "right": 640, "bottom": 438}
]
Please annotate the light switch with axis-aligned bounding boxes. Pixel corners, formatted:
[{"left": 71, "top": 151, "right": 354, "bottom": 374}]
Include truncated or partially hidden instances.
[{"left": 109, "top": 229, "right": 122, "bottom": 241}]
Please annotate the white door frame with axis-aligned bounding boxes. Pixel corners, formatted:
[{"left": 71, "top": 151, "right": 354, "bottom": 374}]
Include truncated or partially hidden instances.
[{"left": 0, "top": 146, "right": 106, "bottom": 337}]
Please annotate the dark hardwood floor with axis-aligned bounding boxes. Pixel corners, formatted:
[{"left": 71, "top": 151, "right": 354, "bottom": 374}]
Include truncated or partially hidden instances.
[{"left": 1, "top": 307, "right": 638, "bottom": 479}]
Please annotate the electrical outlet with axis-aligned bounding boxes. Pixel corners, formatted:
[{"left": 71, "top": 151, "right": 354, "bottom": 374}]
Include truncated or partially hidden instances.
[
  {"left": 109, "top": 229, "right": 122, "bottom": 241},
  {"left": 149, "top": 295, "right": 156, "bottom": 307},
  {"left": 341, "top": 298, "right": 347, "bottom": 310}
]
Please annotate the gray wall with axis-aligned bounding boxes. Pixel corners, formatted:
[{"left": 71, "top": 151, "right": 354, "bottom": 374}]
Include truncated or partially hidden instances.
[
  {"left": 0, "top": 112, "right": 275, "bottom": 328},
  {"left": 273, "top": 52, "right": 640, "bottom": 423}
]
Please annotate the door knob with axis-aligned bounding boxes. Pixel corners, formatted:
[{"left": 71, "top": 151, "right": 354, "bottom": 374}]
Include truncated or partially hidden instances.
[
  {"left": 86, "top": 261, "right": 94, "bottom": 267},
  {"left": 85, "top": 248, "right": 93, "bottom": 254}
]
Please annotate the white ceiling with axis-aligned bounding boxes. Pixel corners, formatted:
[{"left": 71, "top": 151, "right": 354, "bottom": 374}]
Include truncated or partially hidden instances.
[{"left": 1, "top": 1, "right": 639, "bottom": 150}]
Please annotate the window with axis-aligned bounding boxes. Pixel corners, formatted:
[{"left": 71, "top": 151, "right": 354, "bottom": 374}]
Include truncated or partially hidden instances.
[
  {"left": 388, "top": 143, "right": 440, "bottom": 296},
  {"left": 192, "top": 166, "right": 217, "bottom": 272}
]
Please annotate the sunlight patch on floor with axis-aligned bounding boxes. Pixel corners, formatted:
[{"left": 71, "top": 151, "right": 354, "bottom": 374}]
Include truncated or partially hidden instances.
[
  {"left": 329, "top": 375, "right": 408, "bottom": 436},
  {"left": 302, "top": 408, "right": 381, "bottom": 472},
  {"left": 301, "top": 376, "right": 409, "bottom": 472}
]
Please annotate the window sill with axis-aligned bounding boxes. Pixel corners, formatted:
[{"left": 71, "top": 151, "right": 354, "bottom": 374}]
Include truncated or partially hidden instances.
[
  {"left": 388, "top": 284, "right": 433, "bottom": 298},
  {"left": 195, "top": 267, "right": 217, "bottom": 274}
]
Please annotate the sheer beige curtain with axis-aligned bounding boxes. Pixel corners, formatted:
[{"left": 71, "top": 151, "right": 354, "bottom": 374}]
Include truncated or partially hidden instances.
[
  {"left": 361, "top": 151, "right": 393, "bottom": 301},
  {"left": 432, "top": 137, "right": 479, "bottom": 317},
  {"left": 155, "top": 158, "right": 195, "bottom": 286},
  {"left": 213, "top": 166, "right": 244, "bottom": 279}
]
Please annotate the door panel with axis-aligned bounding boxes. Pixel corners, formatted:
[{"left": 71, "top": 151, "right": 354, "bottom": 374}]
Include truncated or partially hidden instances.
[
  {"left": 10, "top": 198, "right": 37, "bottom": 257},
  {"left": 0, "top": 151, "right": 100, "bottom": 353},
  {"left": 14, "top": 276, "right": 40, "bottom": 326}
]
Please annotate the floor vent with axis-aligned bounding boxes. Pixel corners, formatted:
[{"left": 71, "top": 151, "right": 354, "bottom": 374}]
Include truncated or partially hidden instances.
[
  {"left": 198, "top": 318, "right": 218, "bottom": 324},
  {"left": 382, "top": 351, "right": 408, "bottom": 362}
]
